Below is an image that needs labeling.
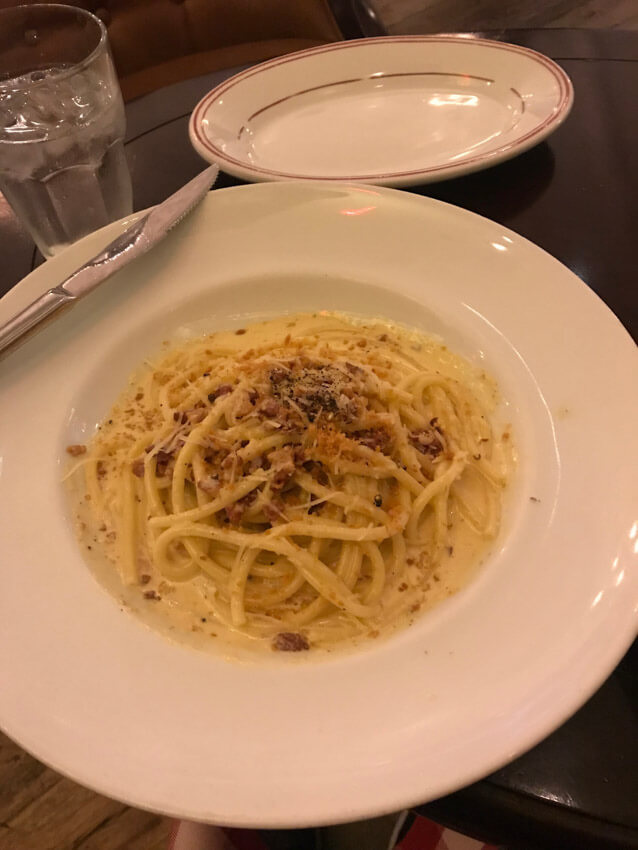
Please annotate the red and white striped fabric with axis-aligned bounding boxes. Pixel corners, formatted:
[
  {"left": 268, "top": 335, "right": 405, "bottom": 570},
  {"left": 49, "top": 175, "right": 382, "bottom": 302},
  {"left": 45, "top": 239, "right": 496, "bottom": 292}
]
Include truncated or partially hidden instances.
[
  {"left": 169, "top": 816, "right": 498, "bottom": 850},
  {"left": 395, "top": 816, "right": 498, "bottom": 850}
]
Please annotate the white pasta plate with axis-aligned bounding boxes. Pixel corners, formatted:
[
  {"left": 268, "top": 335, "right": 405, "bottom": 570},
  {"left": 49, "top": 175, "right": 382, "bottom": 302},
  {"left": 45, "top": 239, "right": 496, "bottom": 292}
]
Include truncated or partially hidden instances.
[
  {"left": 0, "top": 183, "right": 636, "bottom": 827},
  {"left": 189, "top": 36, "right": 573, "bottom": 187}
]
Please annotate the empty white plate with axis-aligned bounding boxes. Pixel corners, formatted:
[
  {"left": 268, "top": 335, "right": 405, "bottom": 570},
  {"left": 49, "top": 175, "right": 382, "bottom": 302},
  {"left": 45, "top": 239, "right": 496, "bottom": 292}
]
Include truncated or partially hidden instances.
[{"left": 189, "top": 36, "right": 573, "bottom": 186}]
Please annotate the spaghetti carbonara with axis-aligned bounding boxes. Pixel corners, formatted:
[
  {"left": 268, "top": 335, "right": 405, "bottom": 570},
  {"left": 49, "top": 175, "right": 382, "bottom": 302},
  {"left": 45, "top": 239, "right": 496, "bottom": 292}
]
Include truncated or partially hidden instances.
[{"left": 68, "top": 313, "right": 511, "bottom": 653}]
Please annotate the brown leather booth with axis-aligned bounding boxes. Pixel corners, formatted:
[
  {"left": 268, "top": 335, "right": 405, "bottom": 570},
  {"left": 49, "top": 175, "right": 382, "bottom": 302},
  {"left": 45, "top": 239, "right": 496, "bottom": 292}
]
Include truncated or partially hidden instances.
[{"left": 0, "top": 0, "right": 365, "bottom": 100}]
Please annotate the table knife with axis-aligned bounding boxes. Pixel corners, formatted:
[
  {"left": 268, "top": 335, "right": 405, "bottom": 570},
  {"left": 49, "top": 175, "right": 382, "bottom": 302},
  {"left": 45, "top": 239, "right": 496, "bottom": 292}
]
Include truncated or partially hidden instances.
[{"left": 0, "top": 164, "right": 218, "bottom": 359}]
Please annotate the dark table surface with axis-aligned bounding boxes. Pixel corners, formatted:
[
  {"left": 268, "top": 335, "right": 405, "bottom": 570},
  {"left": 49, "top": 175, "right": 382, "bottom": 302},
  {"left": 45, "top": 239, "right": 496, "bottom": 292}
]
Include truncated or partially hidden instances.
[{"left": 1, "top": 26, "right": 636, "bottom": 850}]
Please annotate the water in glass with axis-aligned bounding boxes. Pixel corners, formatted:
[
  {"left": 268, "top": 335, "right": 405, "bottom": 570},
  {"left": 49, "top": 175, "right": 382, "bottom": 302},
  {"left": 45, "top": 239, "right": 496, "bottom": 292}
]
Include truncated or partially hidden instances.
[{"left": 0, "top": 59, "right": 132, "bottom": 257}]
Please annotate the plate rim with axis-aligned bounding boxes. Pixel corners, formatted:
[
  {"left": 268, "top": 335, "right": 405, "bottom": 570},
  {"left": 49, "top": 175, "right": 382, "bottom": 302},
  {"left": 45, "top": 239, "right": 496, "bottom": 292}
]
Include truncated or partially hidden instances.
[{"left": 189, "top": 35, "right": 574, "bottom": 186}]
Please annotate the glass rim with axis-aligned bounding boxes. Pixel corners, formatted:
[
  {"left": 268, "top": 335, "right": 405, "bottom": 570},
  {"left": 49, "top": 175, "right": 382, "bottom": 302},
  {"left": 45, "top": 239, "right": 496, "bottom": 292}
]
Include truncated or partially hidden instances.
[{"left": 0, "top": 3, "right": 108, "bottom": 91}]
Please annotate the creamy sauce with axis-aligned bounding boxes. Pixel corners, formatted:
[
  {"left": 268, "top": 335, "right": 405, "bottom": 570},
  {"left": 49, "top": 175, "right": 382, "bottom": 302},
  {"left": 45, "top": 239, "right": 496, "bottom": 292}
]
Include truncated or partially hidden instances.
[
  {"left": 66, "top": 312, "right": 512, "bottom": 661},
  {"left": 70, "top": 492, "right": 491, "bottom": 661}
]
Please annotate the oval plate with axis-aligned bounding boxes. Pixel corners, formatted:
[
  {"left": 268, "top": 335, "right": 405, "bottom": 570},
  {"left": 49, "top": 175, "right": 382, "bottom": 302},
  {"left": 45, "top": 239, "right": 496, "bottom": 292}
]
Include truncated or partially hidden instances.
[
  {"left": 0, "top": 183, "right": 635, "bottom": 828},
  {"left": 189, "top": 36, "right": 573, "bottom": 186}
]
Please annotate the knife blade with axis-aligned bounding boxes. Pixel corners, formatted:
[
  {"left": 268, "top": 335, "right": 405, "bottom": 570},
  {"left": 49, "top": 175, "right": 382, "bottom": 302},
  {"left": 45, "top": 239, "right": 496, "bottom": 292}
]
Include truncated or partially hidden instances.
[{"left": 0, "top": 163, "right": 219, "bottom": 359}]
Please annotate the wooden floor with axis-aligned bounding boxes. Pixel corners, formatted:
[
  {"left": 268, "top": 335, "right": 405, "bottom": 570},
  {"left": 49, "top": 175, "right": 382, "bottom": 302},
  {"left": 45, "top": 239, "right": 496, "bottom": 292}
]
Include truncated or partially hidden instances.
[
  {"left": 2, "top": 2, "right": 636, "bottom": 848},
  {"left": 0, "top": 732, "right": 170, "bottom": 850}
]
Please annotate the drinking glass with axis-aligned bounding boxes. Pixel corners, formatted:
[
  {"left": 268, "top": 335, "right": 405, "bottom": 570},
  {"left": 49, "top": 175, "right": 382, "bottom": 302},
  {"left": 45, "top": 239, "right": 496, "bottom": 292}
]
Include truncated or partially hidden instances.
[{"left": 0, "top": 4, "right": 133, "bottom": 258}]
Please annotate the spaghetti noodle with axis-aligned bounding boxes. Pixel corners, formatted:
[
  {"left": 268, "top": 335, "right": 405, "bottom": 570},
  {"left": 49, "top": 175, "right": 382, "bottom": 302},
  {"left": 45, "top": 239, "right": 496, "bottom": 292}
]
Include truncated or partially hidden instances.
[{"left": 69, "top": 313, "right": 510, "bottom": 652}]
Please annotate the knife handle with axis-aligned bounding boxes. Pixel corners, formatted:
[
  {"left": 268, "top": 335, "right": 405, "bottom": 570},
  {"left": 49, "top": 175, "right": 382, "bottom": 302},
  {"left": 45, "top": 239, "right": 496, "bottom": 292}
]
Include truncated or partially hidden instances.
[{"left": 0, "top": 288, "right": 75, "bottom": 360}]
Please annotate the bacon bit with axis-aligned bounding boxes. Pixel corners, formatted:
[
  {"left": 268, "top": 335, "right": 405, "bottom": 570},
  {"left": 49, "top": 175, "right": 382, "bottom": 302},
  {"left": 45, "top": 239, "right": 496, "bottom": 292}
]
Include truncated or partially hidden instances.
[
  {"left": 235, "top": 328, "right": 247, "bottom": 335},
  {"left": 263, "top": 498, "right": 287, "bottom": 524},
  {"left": 144, "top": 590, "right": 161, "bottom": 600},
  {"left": 397, "top": 582, "right": 408, "bottom": 592},
  {"left": 248, "top": 456, "right": 265, "bottom": 473},
  {"left": 268, "top": 445, "right": 305, "bottom": 490},
  {"left": 225, "top": 502, "right": 245, "bottom": 524},
  {"left": 221, "top": 451, "right": 239, "bottom": 472},
  {"left": 279, "top": 407, "right": 304, "bottom": 432},
  {"left": 303, "top": 460, "right": 330, "bottom": 487},
  {"left": 135, "top": 392, "right": 144, "bottom": 401},
  {"left": 273, "top": 632, "right": 310, "bottom": 651},
  {"left": 197, "top": 476, "right": 221, "bottom": 496},
  {"left": 208, "top": 384, "right": 232, "bottom": 402},
  {"left": 233, "top": 390, "right": 255, "bottom": 419},
  {"left": 66, "top": 444, "right": 86, "bottom": 456},
  {"left": 339, "top": 397, "right": 359, "bottom": 423},
  {"left": 409, "top": 426, "right": 444, "bottom": 458},
  {"left": 224, "top": 490, "right": 258, "bottom": 525},
  {"left": 221, "top": 449, "right": 237, "bottom": 467},
  {"left": 269, "top": 366, "right": 288, "bottom": 382},
  {"left": 355, "top": 427, "right": 392, "bottom": 453},
  {"left": 139, "top": 574, "right": 152, "bottom": 585},
  {"left": 173, "top": 411, "right": 188, "bottom": 424},
  {"left": 259, "top": 397, "right": 280, "bottom": 417},
  {"left": 155, "top": 450, "right": 173, "bottom": 477},
  {"left": 131, "top": 459, "right": 145, "bottom": 478}
]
